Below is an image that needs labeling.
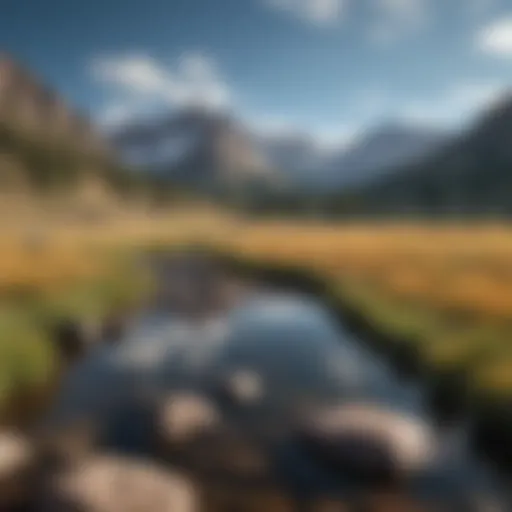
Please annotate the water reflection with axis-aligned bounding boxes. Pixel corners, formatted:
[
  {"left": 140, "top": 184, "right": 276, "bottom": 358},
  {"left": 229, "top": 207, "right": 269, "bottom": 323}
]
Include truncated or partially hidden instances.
[{"left": 41, "top": 285, "right": 507, "bottom": 506}]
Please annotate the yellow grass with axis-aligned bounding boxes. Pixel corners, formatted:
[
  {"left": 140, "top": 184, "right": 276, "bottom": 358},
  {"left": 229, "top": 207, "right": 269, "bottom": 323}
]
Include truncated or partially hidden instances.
[
  {"left": 227, "top": 222, "right": 512, "bottom": 319},
  {"left": 3, "top": 213, "right": 512, "bottom": 321},
  {"left": 3, "top": 208, "right": 512, "bottom": 404}
]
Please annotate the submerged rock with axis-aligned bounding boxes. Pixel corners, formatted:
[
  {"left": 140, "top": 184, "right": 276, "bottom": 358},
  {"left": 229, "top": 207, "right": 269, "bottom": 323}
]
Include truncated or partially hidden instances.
[
  {"left": 297, "top": 403, "right": 437, "bottom": 487},
  {"left": 156, "top": 391, "right": 269, "bottom": 480},
  {"left": 157, "top": 392, "right": 221, "bottom": 447},
  {"left": 218, "top": 368, "right": 265, "bottom": 406}
]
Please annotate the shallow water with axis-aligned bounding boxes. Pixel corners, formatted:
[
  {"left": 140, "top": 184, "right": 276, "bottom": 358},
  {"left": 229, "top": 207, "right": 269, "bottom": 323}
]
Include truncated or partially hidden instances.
[{"left": 42, "top": 282, "right": 509, "bottom": 506}]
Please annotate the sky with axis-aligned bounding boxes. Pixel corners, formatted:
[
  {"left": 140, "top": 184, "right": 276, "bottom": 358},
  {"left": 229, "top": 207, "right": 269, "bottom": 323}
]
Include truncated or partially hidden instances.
[{"left": 2, "top": 0, "right": 512, "bottom": 147}]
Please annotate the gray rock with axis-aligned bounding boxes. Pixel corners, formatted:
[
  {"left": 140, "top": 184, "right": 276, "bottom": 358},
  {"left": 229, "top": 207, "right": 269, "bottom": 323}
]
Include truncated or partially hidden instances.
[
  {"left": 157, "top": 392, "right": 221, "bottom": 447},
  {"left": 0, "top": 431, "right": 35, "bottom": 508},
  {"left": 38, "top": 455, "right": 199, "bottom": 512},
  {"left": 298, "top": 403, "right": 437, "bottom": 486},
  {"left": 220, "top": 369, "right": 265, "bottom": 406}
]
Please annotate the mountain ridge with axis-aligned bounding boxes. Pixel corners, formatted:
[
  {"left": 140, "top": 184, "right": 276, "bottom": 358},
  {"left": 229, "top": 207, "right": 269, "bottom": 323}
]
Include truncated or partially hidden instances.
[
  {"left": 111, "top": 107, "right": 449, "bottom": 194},
  {"left": 348, "top": 90, "right": 512, "bottom": 216}
]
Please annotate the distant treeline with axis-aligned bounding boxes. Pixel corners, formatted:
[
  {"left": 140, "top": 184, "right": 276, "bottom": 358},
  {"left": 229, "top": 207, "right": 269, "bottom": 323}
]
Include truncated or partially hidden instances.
[{"left": 217, "top": 177, "right": 512, "bottom": 220}]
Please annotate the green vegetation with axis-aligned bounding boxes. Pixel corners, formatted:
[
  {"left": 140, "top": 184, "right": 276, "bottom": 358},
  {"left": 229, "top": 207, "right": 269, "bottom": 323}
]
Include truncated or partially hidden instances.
[{"left": 0, "top": 247, "right": 153, "bottom": 426}]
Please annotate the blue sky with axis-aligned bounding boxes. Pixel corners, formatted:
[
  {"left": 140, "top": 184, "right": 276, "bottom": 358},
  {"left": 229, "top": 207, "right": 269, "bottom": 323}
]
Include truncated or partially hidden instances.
[{"left": 2, "top": 0, "right": 512, "bottom": 145}]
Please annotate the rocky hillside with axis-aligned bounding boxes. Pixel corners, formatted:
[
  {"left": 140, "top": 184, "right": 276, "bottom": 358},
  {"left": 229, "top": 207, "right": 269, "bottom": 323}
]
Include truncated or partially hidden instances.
[
  {"left": 112, "top": 107, "right": 272, "bottom": 192},
  {"left": 0, "top": 54, "right": 128, "bottom": 194},
  {"left": 0, "top": 55, "right": 108, "bottom": 154}
]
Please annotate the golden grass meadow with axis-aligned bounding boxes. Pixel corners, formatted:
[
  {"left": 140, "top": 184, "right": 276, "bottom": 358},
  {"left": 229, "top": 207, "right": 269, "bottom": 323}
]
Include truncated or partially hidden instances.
[{"left": 2, "top": 207, "right": 512, "bottom": 426}]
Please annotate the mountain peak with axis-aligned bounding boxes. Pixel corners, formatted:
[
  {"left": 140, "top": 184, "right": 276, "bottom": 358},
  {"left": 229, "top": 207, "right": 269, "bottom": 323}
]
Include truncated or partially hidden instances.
[
  {"left": 112, "top": 106, "right": 269, "bottom": 187},
  {"left": 112, "top": 107, "right": 449, "bottom": 194}
]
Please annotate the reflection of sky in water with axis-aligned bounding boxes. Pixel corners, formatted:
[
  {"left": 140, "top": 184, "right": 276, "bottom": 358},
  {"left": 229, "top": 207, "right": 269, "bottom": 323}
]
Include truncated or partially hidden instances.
[
  {"left": 218, "top": 294, "right": 364, "bottom": 404},
  {"left": 217, "top": 293, "right": 425, "bottom": 413},
  {"left": 41, "top": 289, "right": 508, "bottom": 502},
  {"left": 45, "top": 292, "right": 424, "bottom": 428}
]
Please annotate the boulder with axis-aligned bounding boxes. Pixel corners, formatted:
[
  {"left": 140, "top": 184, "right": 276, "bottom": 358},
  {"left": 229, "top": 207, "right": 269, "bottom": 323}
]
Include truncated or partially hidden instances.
[
  {"left": 218, "top": 369, "right": 265, "bottom": 406},
  {"left": 156, "top": 392, "right": 221, "bottom": 448},
  {"left": 156, "top": 392, "right": 269, "bottom": 479},
  {"left": 0, "top": 431, "right": 35, "bottom": 508},
  {"left": 297, "top": 403, "right": 437, "bottom": 487},
  {"left": 38, "top": 455, "right": 199, "bottom": 512}
]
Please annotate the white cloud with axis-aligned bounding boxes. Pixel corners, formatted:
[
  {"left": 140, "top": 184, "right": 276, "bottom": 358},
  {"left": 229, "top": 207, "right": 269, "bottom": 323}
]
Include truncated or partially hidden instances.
[
  {"left": 91, "top": 51, "right": 232, "bottom": 126},
  {"left": 478, "top": 17, "right": 512, "bottom": 55},
  {"left": 266, "top": 0, "right": 345, "bottom": 25},
  {"left": 92, "top": 50, "right": 355, "bottom": 149},
  {"left": 91, "top": 54, "right": 170, "bottom": 95},
  {"left": 266, "top": 0, "right": 494, "bottom": 39},
  {"left": 401, "top": 82, "right": 507, "bottom": 126}
]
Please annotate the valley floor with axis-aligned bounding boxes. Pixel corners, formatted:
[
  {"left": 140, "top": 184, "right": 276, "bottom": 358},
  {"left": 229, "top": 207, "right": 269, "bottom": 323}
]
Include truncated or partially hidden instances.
[{"left": 2, "top": 205, "right": 512, "bottom": 465}]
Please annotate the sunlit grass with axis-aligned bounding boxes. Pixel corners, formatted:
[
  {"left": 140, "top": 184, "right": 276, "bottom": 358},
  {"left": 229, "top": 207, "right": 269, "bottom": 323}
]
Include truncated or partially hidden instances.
[{"left": 3, "top": 209, "right": 512, "bottom": 418}]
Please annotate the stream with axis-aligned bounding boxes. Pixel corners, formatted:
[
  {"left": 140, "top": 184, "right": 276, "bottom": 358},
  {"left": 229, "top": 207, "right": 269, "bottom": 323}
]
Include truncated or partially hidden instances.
[{"left": 40, "top": 251, "right": 511, "bottom": 509}]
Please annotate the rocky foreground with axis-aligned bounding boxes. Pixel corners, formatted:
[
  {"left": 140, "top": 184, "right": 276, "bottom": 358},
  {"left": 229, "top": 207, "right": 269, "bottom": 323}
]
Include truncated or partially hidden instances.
[{"left": 0, "top": 399, "right": 500, "bottom": 512}]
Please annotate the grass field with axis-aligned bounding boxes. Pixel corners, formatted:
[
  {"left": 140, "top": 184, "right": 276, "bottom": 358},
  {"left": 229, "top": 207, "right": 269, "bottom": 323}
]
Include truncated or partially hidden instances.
[{"left": 2, "top": 210, "right": 512, "bottom": 433}]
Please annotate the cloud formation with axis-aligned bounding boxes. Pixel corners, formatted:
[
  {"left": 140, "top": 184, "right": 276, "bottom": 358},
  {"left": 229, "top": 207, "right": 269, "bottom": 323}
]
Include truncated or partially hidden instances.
[
  {"left": 265, "top": 0, "right": 496, "bottom": 38},
  {"left": 477, "top": 17, "right": 512, "bottom": 55},
  {"left": 91, "top": 52, "right": 232, "bottom": 125},
  {"left": 266, "top": 0, "right": 429, "bottom": 34}
]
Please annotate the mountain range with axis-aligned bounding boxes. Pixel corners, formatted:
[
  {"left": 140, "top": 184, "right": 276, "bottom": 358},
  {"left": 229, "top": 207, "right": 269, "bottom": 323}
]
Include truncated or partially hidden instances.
[
  {"left": 109, "top": 86, "right": 512, "bottom": 217},
  {"left": 318, "top": 123, "right": 447, "bottom": 190},
  {"left": 4, "top": 52, "right": 511, "bottom": 218},
  {"left": 110, "top": 107, "right": 449, "bottom": 194},
  {"left": 357, "top": 91, "right": 512, "bottom": 216},
  {"left": 111, "top": 107, "right": 272, "bottom": 193}
]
